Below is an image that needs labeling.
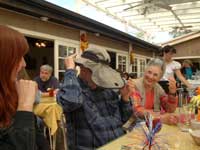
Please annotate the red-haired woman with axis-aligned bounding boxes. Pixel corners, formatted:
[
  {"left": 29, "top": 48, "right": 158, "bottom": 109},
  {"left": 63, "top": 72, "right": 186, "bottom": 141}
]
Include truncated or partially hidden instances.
[{"left": 0, "top": 25, "right": 47, "bottom": 150}]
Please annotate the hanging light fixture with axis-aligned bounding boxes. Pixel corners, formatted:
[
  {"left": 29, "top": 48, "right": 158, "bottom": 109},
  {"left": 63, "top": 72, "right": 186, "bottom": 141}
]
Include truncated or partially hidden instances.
[{"left": 35, "top": 41, "right": 47, "bottom": 48}]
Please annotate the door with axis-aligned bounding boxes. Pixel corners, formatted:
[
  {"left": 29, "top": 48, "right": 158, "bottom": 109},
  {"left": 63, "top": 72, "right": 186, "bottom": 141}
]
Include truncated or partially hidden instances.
[{"left": 54, "top": 40, "right": 79, "bottom": 82}]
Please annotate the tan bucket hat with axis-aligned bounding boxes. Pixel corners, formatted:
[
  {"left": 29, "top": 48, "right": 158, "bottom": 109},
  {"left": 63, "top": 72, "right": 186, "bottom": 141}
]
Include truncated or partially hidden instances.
[{"left": 75, "top": 49, "right": 125, "bottom": 89}]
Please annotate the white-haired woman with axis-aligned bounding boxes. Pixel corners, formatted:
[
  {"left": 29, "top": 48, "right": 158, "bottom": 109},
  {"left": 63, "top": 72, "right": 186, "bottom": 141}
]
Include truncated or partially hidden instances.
[{"left": 131, "top": 58, "right": 178, "bottom": 125}]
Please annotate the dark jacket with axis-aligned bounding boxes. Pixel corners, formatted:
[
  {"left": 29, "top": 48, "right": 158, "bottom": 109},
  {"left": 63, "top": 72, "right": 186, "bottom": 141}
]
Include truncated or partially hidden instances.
[
  {"left": 0, "top": 111, "right": 37, "bottom": 150},
  {"left": 0, "top": 111, "right": 50, "bottom": 150},
  {"left": 34, "top": 76, "right": 59, "bottom": 92},
  {"left": 57, "top": 70, "right": 132, "bottom": 150}
]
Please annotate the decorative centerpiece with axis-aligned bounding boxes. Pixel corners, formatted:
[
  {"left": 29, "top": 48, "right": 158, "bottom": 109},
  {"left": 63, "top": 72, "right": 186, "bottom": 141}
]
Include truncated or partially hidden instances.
[
  {"left": 142, "top": 114, "right": 162, "bottom": 150},
  {"left": 120, "top": 114, "right": 169, "bottom": 150},
  {"left": 190, "top": 87, "right": 200, "bottom": 121}
]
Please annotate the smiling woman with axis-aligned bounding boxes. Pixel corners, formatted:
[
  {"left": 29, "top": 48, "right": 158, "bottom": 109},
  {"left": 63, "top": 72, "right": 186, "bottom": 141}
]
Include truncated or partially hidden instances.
[{"left": 130, "top": 58, "right": 178, "bottom": 125}]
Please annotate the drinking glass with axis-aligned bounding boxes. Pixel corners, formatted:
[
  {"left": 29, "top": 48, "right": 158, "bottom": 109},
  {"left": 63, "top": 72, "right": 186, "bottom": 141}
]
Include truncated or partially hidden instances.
[
  {"left": 48, "top": 88, "right": 54, "bottom": 97},
  {"left": 178, "top": 104, "right": 191, "bottom": 132}
]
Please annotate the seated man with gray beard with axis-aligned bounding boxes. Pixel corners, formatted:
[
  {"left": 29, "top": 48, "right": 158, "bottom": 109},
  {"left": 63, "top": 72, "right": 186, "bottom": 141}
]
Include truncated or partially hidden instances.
[{"left": 34, "top": 64, "right": 59, "bottom": 97}]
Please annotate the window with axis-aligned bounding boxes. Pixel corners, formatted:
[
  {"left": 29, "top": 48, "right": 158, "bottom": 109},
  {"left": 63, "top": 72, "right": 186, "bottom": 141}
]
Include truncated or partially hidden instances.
[
  {"left": 130, "top": 56, "right": 149, "bottom": 77},
  {"left": 131, "top": 58, "right": 137, "bottom": 75},
  {"left": 117, "top": 54, "right": 127, "bottom": 72},
  {"left": 58, "top": 45, "right": 77, "bottom": 82},
  {"left": 139, "top": 59, "right": 146, "bottom": 77}
]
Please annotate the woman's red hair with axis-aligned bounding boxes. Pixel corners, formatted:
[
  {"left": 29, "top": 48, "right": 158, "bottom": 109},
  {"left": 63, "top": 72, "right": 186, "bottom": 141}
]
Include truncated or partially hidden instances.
[{"left": 0, "top": 25, "right": 28, "bottom": 127}]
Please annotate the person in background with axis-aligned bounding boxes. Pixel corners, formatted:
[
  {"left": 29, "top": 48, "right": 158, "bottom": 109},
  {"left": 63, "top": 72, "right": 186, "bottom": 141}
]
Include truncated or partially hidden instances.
[
  {"left": 131, "top": 58, "right": 178, "bottom": 125},
  {"left": 181, "top": 59, "right": 193, "bottom": 80},
  {"left": 34, "top": 64, "right": 59, "bottom": 96},
  {"left": 0, "top": 25, "right": 49, "bottom": 150},
  {"left": 57, "top": 49, "right": 134, "bottom": 150},
  {"left": 122, "top": 72, "right": 130, "bottom": 80},
  {"left": 160, "top": 45, "right": 192, "bottom": 89}
]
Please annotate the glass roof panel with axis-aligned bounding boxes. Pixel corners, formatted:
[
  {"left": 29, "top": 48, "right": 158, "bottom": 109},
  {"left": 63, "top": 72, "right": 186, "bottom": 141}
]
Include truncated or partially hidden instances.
[{"left": 82, "top": 0, "right": 200, "bottom": 41}]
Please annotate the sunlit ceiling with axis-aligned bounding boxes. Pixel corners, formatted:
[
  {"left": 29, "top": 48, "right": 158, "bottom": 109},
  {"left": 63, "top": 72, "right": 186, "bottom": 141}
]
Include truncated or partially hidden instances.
[{"left": 82, "top": 0, "right": 200, "bottom": 37}]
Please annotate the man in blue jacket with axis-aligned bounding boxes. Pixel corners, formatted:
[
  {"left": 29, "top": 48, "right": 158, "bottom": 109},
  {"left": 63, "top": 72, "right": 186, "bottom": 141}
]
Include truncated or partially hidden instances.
[{"left": 57, "top": 49, "right": 134, "bottom": 150}]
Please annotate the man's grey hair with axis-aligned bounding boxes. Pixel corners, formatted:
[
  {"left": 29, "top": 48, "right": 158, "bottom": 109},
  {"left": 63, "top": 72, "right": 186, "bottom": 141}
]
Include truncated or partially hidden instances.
[
  {"left": 146, "top": 58, "right": 166, "bottom": 78},
  {"left": 40, "top": 64, "right": 53, "bottom": 74}
]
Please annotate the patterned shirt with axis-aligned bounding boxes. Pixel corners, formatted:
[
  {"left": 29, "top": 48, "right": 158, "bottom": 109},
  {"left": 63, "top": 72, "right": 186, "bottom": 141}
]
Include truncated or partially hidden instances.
[{"left": 57, "top": 70, "right": 132, "bottom": 150}]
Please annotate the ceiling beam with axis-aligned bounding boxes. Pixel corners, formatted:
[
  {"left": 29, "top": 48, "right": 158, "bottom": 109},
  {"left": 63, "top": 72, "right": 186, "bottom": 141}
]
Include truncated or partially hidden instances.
[
  {"left": 165, "top": 0, "right": 200, "bottom": 5},
  {"left": 121, "top": 9, "right": 200, "bottom": 21},
  {"left": 105, "top": 1, "right": 141, "bottom": 9},
  {"left": 118, "top": 6, "right": 200, "bottom": 18},
  {"left": 140, "top": 22, "right": 200, "bottom": 29},
  {"left": 106, "top": 1, "right": 200, "bottom": 10},
  {"left": 95, "top": 0, "right": 109, "bottom": 4},
  {"left": 169, "top": 8, "right": 184, "bottom": 27},
  {"left": 126, "top": 13, "right": 200, "bottom": 22}
]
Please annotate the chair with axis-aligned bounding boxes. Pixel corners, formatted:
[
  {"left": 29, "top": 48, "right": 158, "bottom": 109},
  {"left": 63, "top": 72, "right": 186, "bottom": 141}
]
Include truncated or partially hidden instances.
[{"left": 44, "top": 114, "right": 67, "bottom": 150}]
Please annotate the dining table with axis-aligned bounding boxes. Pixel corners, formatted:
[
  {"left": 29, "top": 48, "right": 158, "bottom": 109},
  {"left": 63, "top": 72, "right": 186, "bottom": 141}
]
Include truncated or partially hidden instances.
[
  {"left": 33, "top": 96, "right": 63, "bottom": 135},
  {"left": 33, "top": 96, "right": 67, "bottom": 150},
  {"left": 98, "top": 123, "right": 200, "bottom": 150}
]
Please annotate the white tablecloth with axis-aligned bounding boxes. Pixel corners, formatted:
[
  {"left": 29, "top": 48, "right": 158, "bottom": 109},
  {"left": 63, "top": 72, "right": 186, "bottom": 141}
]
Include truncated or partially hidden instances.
[{"left": 188, "top": 80, "right": 200, "bottom": 88}]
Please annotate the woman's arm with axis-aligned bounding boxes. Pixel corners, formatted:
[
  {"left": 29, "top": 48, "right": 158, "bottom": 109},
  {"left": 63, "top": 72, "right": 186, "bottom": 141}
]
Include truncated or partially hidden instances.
[
  {"left": 160, "top": 113, "right": 178, "bottom": 125},
  {"left": 160, "top": 77, "right": 177, "bottom": 113},
  {"left": 175, "top": 69, "right": 192, "bottom": 88},
  {"left": 161, "top": 95, "right": 177, "bottom": 113}
]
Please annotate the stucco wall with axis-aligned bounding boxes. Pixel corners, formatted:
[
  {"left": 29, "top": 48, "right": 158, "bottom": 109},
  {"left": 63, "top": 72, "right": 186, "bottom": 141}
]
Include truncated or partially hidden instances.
[
  {"left": 87, "top": 32, "right": 129, "bottom": 51},
  {"left": 133, "top": 45, "right": 154, "bottom": 57},
  {"left": 0, "top": 9, "right": 79, "bottom": 40},
  {"left": 0, "top": 8, "right": 157, "bottom": 56},
  {"left": 0, "top": 8, "right": 130, "bottom": 52},
  {"left": 174, "top": 37, "right": 200, "bottom": 57},
  {"left": 0, "top": 8, "right": 79, "bottom": 41}
]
